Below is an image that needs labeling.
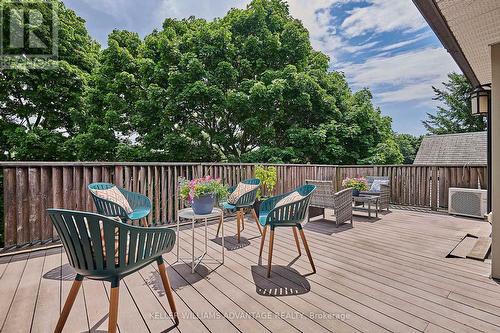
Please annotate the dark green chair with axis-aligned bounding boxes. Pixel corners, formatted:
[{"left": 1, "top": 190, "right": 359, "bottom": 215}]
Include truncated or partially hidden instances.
[
  {"left": 258, "top": 184, "right": 316, "bottom": 277},
  {"left": 88, "top": 182, "right": 151, "bottom": 226},
  {"left": 47, "top": 209, "right": 178, "bottom": 333},
  {"left": 218, "top": 178, "right": 262, "bottom": 243}
]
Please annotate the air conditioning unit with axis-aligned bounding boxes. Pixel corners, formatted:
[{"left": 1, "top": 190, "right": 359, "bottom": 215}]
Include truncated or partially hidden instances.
[{"left": 448, "top": 188, "right": 487, "bottom": 219}]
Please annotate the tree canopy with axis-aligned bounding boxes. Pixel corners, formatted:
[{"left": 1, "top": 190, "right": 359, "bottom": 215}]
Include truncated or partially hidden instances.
[
  {"left": 423, "top": 73, "right": 486, "bottom": 135},
  {"left": 0, "top": 0, "right": 404, "bottom": 165}
]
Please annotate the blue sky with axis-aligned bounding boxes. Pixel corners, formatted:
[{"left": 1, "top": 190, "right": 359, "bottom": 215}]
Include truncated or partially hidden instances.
[{"left": 61, "top": 0, "right": 460, "bottom": 135}]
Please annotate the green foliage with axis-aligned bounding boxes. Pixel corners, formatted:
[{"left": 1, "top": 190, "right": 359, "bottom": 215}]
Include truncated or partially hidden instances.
[
  {"left": 342, "top": 177, "right": 369, "bottom": 191},
  {"left": 395, "top": 134, "right": 423, "bottom": 164},
  {"left": 0, "top": 0, "right": 404, "bottom": 166},
  {"left": 179, "top": 176, "right": 229, "bottom": 202},
  {"left": 255, "top": 165, "right": 277, "bottom": 198},
  {"left": 423, "top": 73, "right": 486, "bottom": 134},
  {"left": 0, "top": 0, "right": 99, "bottom": 161}
]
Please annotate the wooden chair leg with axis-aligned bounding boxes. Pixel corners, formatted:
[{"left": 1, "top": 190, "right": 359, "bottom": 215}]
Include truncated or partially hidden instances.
[
  {"left": 267, "top": 228, "right": 275, "bottom": 278},
  {"left": 251, "top": 208, "right": 262, "bottom": 235},
  {"left": 292, "top": 227, "right": 302, "bottom": 256},
  {"left": 108, "top": 282, "right": 120, "bottom": 333},
  {"left": 158, "top": 262, "right": 179, "bottom": 325},
  {"left": 298, "top": 228, "right": 316, "bottom": 273},
  {"left": 54, "top": 276, "right": 82, "bottom": 333},
  {"left": 236, "top": 211, "right": 241, "bottom": 243},
  {"left": 259, "top": 225, "right": 268, "bottom": 257},
  {"left": 240, "top": 209, "right": 245, "bottom": 231}
]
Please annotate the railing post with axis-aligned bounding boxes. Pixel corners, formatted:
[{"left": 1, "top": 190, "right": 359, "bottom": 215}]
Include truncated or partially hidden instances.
[{"left": 431, "top": 166, "right": 438, "bottom": 211}]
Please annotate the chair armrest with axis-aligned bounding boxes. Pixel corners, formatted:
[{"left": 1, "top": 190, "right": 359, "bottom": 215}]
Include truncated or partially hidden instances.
[
  {"left": 115, "top": 221, "right": 175, "bottom": 268},
  {"left": 121, "top": 189, "right": 152, "bottom": 214}
]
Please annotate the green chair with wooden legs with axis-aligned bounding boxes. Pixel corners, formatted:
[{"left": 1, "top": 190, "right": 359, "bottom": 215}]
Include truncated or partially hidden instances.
[
  {"left": 88, "top": 182, "right": 151, "bottom": 226},
  {"left": 257, "top": 184, "right": 316, "bottom": 277},
  {"left": 218, "top": 178, "right": 262, "bottom": 243},
  {"left": 47, "top": 209, "right": 178, "bottom": 333}
]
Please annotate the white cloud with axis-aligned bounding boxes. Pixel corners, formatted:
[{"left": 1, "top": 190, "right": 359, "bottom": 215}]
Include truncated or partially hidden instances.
[
  {"left": 341, "top": 0, "right": 426, "bottom": 37},
  {"left": 377, "top": 32, "right": 430, "bottom": 52},
  {"left": 341, "top": 47, "right": 458, "bottom": 104},
  {"left": 157, "top": 0, "right": 250, "bottom": 21}
]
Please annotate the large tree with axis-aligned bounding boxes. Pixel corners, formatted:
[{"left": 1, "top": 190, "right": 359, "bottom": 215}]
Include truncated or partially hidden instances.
[
  {"left": 0, "top": 1, "right": 100, "bottom": 160},
  {"left": 1, "top": 0, "right": 403, "bottom": 165},
  {"left": 99, "top": 0, "right": 401, "bottom": 164},
  {"left": 423, "top": 73, "right": 486, "bottom": 135}
]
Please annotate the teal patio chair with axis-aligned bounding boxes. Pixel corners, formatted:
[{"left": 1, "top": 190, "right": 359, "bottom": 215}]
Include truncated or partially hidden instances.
[
  {"left": 258, "top": 184, "right": 316, "bottom": 277},
  {"left": 88, "top": 182, "right": 151, "bottom": 226},
  {"left": 47, "top": 209, "right": 178, "bottom": 333},
  {"left": 218, "top": 178, "right": 262, "bottom": 243}
]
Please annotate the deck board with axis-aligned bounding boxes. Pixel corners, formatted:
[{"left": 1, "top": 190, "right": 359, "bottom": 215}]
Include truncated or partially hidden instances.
[{"left": 2, "top": 209, "right": 500, "bottom": 333}]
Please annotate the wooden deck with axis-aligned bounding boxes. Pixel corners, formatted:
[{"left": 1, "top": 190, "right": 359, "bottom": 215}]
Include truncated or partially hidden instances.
[{"left": 0, "top": 209, "right": 498, "bottom": 333}]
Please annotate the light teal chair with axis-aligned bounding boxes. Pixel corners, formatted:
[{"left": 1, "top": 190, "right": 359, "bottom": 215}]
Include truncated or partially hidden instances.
[
  {"left": 88, "top": 183, "right": 151, "bottom": 226},
  {"left": 47, "top": 209, "right": 178, "bottom": 333},
  {"left": 258, "top": 184, "right": 316, "bottom": 277},
  {"left": 218, "top": 178, "right": 262, "bottom": 243}
]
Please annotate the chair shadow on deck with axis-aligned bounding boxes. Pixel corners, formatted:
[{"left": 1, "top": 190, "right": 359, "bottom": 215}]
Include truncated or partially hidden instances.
[
  {"left": 43, "top": 263, "right": 77, "bottom": 281},
  {"left": 304, "top": 219, "right": 354, "bottom": 235},
  {"left": 251, "top": 265, "right": 311, "bottom": 296},
  {"left": 144, "top": 263, "right": 210, "bottom": 296},
  {"left": 211, "top": 235, "right": 251, "bottom": 251}
]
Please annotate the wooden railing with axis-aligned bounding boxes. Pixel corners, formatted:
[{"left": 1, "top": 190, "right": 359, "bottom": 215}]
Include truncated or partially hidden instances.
[{"left": 1, "top": 162, "right": 487, "bottom": 248}]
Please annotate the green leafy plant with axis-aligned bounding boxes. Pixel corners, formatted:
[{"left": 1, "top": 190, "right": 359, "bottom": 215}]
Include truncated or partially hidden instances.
[
  {"left": 179, "top": 176, "right": 229, "bottom": 203},
  {"left": 342, "top": 177, "right": 369, "bottom": 192},
  {"left": 255, "top": 165, "right": 277, "bottom": 199}
]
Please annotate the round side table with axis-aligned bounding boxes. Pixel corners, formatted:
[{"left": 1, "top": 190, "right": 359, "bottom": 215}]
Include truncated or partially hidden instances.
[{"left": 176, "top": 207, "right": 224, "bottom": 273}]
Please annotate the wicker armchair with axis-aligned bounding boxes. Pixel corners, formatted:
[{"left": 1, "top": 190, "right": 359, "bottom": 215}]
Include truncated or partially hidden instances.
[
  {"left": 305, "top": 180, "right": 353, "bottom": 226},
  {"left": 360, "top": 176, "right": 390, "bottom": 211}
]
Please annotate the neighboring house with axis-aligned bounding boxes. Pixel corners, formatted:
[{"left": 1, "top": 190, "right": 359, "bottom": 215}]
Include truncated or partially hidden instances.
[{"left": 413, "top": 132, "right": 487, "bottom": 165}]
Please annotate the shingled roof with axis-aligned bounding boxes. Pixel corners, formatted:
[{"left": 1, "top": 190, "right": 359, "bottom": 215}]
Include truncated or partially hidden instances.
[{"left": 414, "top": 132, "right": 487, "bottom": 165}]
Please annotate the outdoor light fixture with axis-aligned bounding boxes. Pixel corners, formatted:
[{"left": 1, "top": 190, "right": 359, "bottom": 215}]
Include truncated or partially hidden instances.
[{"left": 470, "top": 85, "right": 491, "bottom": 116}]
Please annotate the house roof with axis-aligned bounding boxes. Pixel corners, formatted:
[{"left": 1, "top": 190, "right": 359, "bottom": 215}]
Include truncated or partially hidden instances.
[
  {"left": 413, "top": 0, "right": 500, "bottom": 87},
  {"left": 414, "top": 131, "right": 487, "bottom": 165}
]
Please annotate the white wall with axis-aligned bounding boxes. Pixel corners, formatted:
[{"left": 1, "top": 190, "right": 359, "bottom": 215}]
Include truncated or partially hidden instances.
[{"left": 491, "top": 43, "right": 500, "bottom": 278}]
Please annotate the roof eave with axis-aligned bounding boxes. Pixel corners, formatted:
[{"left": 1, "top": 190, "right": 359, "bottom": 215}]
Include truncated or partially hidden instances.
[{"left": 412, "top": 0, "right": 481, "bottom": 87}]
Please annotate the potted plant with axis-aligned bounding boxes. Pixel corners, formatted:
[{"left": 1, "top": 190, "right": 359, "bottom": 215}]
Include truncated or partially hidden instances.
[
  {"left": 253, "top": 165, "right": 277, "bottom": 212},
  {"left": 179, "top": 176, "right": 229, "bottom": 215},
  {"left": 342, "top": 177, "right": 369, "bottom": 197}
]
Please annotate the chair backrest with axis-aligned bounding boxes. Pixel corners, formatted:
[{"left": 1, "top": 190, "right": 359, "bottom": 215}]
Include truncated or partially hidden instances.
[
  {"left": 234, "top": 178, "right": 261, "bottom": 206},
  {"left": 47, "top": 209, "right": 175, "bottom": 281},
  {"left": 268, "top": 184, "right": 316, "bottom": 225},
  {"left": 365, "top": 176, "right": 390, "bottom": 188},
  {"left": 305, "top": 180, "right": 335, "bottom": 209},
  {"left": 88, "top": 182, "right": 132, "bottom": 220}
]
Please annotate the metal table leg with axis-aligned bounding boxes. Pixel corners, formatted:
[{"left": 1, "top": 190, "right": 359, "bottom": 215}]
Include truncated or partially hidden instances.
[
  {"left": 176, "top": 215, "right": 180, "bottom": 262},
  {"left": 192, "top": 217, "right": 195, "bottom": 273},
  {"left": 221, "top": 214, "right": 225, "bottom": 264}
]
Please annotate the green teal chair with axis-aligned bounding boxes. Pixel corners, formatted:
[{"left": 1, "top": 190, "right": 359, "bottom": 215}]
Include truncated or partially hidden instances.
[
  {"left": 47, "top": 209, "right": 178, "bottom": 333},
  {"left": 88, "top": 183, "right": 151, "bottom": 226},
  {"left": 218, "top": 178, "right": 262, "bottom": 243},
  {"left": 258, "top": 184, "right": 316, "bottom": 277}
]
